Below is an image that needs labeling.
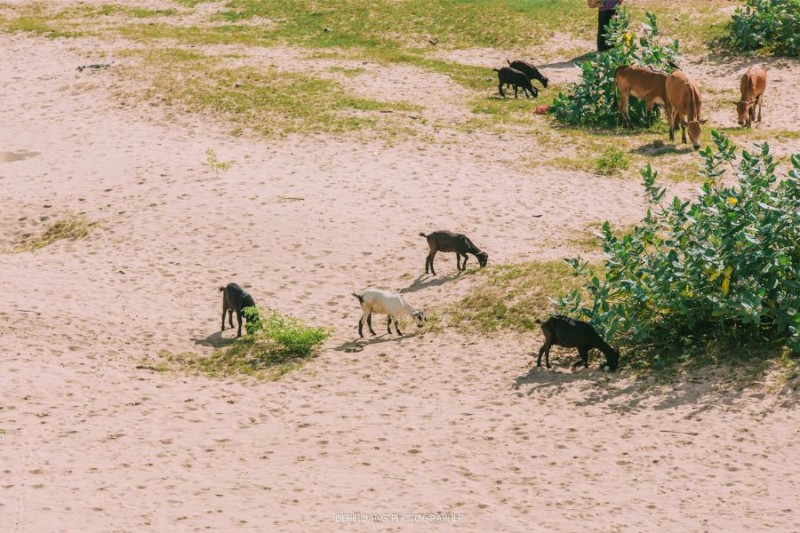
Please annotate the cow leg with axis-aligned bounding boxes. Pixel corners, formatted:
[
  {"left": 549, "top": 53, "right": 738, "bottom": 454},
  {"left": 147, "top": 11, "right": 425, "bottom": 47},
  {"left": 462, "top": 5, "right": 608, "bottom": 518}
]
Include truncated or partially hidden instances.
[
  {"left": 757, "top": 95, "right": 763, "bottom": 122},
  {"left": 498, "top": 82, "right": 505, "bottom": 98},
  {"left": 619, "top": 91, "right": 631, "bottom": 128},
  {"left": 646, "top": 102, "right": 655, "bottom": 128},
  {"left": 681, "top": 120, "right": 687, "bottom": 144},
  {"left": 668, "top": 110, "right": 676, "bottom": 142},
  {"left": 513, "top": 84, "right": 519, "bottom": 99},
  {"left": 228, "top": 309, "right": 234, "bottom": 329}
]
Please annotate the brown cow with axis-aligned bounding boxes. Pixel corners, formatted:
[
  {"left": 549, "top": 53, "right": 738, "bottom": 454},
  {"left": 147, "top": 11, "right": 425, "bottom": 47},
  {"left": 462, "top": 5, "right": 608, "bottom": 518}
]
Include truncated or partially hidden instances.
[
  {"left": 736, "top": 65, "right": 767, "bottom": 128},
  {"left": 615, "top": 65, "right": 669, "bottom": 129},
  {"left": 665, "top": 70, "right": 706, "bottom": 150}
]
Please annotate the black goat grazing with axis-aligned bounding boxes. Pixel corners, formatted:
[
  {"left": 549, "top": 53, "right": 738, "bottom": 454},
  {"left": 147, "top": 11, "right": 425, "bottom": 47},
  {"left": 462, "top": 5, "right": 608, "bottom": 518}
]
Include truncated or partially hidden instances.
[
  {"left": 535, "top": 315, "right": 619, "bottom": 371},
  {"left": 493, "top": 67, "right": 537, "bottom": 99},
  {"left": 219, "top": 282, "right": 257, "bottom": 337},
  {"left": 420, "top": 230, "right": 488, "bottom": 275},
  {"left": 507, "top": 59, "right": 549, "bottom": 88}
]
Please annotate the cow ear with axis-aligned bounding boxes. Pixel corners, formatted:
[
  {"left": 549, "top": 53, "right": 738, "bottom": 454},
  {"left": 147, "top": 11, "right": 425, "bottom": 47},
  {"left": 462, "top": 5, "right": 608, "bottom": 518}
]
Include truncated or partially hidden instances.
[{"left": 700, "top": 118, "right": 708, "bottom": 124}]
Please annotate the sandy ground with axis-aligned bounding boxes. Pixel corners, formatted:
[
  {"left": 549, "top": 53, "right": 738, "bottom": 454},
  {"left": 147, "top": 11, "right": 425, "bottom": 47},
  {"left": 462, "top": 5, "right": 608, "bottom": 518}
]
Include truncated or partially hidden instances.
[{"left": 2, "top": 21, "right": 800, "bottom": 533}]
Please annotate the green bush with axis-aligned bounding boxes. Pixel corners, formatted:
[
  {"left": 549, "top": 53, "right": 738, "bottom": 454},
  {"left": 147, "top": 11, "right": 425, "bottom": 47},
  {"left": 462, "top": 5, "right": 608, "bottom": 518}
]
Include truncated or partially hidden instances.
[
  {"left": 243, "top": 306, "right": 330, "bottom": 357},
  {"left": 550, "top": 8, "right": 680, "bottom": 128},
  {"left": 595, "top": 146, "right": 629, "bottom": 175},
  {"left": 557, "top": 131, "right": 800, "bottom": 354},
  {"left": 730, "top": 0, "right": 800, "bottom": 57}
]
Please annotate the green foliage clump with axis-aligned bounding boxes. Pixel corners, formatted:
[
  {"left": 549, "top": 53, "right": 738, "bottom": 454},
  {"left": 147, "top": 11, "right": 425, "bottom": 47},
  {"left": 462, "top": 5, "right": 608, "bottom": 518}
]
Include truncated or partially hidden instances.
[
  {"left": 243, "top": 306, "right": 330, "bottom": 358},
  {"left": 595, "top": 146, "right": 629, "bottom": 175},
  {"left": 558, "top": 131, "right": 800, "bottom": 355},
  {"left": 729, "top": 0, "right": 800, "bottom": 57},
  {"left": 550, "top": 8, "right": 680, "bottom": 128},
  {"left": 150, "top": 308, "right": 330, "bottom": 380}
]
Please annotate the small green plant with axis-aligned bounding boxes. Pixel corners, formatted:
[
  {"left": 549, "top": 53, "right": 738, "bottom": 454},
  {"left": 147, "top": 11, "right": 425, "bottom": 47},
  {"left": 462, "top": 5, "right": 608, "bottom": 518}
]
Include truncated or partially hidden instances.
[
  {"left": 557, "top": 131, "right": 800, "bottom": 359},
  {"left": 595, "top": 146, "right": 629, "bottom": 175},
  {"left": 14, "top": 213, "right": 95, "bottom": 252},
  {"left": 550, "top": 8, "right": 680, "bottom": 128},
  {"left": 205, "top": 148, "right": 234, "bottom": 177},
  {"left": 729, "top": 0, "right": 800, "bottom": 57},
  {"left": 148, "top": 308, "right": 330, "bottom": 380}
]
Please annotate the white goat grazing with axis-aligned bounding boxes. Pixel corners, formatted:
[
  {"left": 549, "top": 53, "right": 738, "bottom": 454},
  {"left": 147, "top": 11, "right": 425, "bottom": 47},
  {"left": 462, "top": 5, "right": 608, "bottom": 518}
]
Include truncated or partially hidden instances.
[{"left": 352, "top": 288, "right": 426, "bottom": 338}]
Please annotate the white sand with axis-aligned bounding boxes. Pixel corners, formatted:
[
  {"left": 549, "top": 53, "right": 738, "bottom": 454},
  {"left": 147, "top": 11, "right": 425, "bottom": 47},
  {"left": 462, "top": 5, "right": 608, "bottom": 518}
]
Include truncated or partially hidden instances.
[{"left": 2, "top": 25, "right": 800, "bottom": 532}]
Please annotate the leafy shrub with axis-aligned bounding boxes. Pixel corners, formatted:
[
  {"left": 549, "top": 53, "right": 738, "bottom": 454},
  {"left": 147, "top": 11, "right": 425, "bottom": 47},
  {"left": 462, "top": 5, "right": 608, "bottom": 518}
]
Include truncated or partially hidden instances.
[
  {"left": 550, "top": 8, "right": 680, "bottom": 128},
  {"left": 557, "top": 131, "right": 800, "bottom": 354},
  {"left": 148, "top": 308, "right": 330, "bottom": 380},
  {"left": 243, "top": 306, "right": 330, "bottom": 357},
  {"left": 595, "top": 146, "right": 629, "bottom": 175},
  {"left": 730, "top": 0, "right": 800, "bottom": 57}
]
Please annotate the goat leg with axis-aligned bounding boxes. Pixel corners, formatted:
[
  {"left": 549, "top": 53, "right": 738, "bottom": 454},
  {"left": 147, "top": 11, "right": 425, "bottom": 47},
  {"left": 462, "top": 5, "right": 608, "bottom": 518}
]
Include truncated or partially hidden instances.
[
  {"left": 536, "top": 343, "right": 551, "bottom": 368},
  {"left": 236, "top": 310, "right": 243, "bottom": 337},
  {"left": 395, "top": 319, "right": 403, "bottom": 336},
  {"left": 386, "top": 316, "right": 393, "bottom": 335},
  {"left": 367, "top": 313, "right": 376, "bottom": 336}
]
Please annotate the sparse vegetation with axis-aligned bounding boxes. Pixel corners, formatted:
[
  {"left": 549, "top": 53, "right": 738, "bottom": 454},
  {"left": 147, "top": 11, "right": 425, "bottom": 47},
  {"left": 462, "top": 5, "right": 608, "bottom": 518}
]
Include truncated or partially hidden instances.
[
  {"left": 206, "top": 148, "right": 234, "bottom": 177},
  {"left": 445, "top": 261, "right": 585, "bottom": 333},
  {"left": 13, "top": 213, "right": 96, "bottom": 252},
  {"left": 143, "top": 308, "right": 330, "bottom": 380},
  {"left": 595, "top": 146, "right": 630, "bottom": 175}
]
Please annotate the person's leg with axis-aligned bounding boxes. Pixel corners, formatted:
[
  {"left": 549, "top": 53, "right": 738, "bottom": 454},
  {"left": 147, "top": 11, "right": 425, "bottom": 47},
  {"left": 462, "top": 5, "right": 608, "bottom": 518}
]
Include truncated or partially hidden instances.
[{"left": 598, "top": 9, "right": 615, "bottom": 51}]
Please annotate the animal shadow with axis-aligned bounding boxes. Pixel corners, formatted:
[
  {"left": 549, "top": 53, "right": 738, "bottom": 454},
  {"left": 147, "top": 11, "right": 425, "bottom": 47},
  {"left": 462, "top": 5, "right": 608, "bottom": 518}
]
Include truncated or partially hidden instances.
[
  {"left": 400, "top": 272, "right": 459, "bottom": 294},
  {"left": 192, "top": 330, "right": 236, "bottom": 348}
]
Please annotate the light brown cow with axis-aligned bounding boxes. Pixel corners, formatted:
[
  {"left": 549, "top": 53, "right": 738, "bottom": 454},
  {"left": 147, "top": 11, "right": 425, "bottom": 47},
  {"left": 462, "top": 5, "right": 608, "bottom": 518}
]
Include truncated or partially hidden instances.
[
  {"left": 614, "top": 65, "right": 669, "bottom": 129},
  {"left": 665, "top": 70, "right": 706, "bottom": 150},
  {"left": 736, "top": 65, "right": 767, "bottom": 128}
]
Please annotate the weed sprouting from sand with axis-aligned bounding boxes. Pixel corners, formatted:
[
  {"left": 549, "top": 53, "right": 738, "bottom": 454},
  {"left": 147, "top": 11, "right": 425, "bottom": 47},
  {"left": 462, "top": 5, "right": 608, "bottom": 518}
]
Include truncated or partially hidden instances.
[
  {"left": 595, "top": 146, "right": 629, "bottom": 175},
  {"left": 13, "top": 213, "right": 96, "bottom": 252},
  {"left": 205, "top": 148, "right": 234, "bottom": 177},
  {"left": 145, "top": 308, "right": 330, "bottom": 380}
]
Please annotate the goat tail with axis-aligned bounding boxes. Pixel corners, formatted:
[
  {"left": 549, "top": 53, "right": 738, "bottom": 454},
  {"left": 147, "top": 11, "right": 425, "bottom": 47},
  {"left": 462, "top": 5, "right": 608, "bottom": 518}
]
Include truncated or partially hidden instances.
[
  {"left": 492, "top": 68, "right": 500, "bottom": 73},
  {"left": 534, "top": 318, "right": 543, "bottom": 325},
  {"left": 352, "top": 292, "right": 364, "bottom": 304},
  {"left": 218, "top": 286, "right": 225, "bottom": 292},
  {"left": 506, "top": 58, "right": 511, "bottom": 66},
  {"left": 419, "top": 232, "right": 428, "bottom": 239}
]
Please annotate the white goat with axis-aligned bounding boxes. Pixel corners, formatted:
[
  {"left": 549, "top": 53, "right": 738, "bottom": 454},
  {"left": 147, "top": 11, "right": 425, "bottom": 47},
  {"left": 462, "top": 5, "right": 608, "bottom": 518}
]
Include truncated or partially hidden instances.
[{"left": 352, "top": 288, "right": 426, "bottom": 338}]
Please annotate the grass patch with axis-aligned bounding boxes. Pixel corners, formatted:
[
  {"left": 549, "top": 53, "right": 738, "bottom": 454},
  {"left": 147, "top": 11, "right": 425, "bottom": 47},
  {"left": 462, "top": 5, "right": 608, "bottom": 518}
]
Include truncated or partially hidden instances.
[
  {"left": 144, "top": 309, "right": 330, "bottom": 380},
  {"left": 445, "top": 261, "right": 585, "bottom": 334},
  {"left": 13, "top": 213, "right": 96, "bottom": 252},
  {"left": 120, "top": 48, "right": 421, "bottom": 138},
  {"left": 595, "top": 146, "right": 629, "bottom": 175}
]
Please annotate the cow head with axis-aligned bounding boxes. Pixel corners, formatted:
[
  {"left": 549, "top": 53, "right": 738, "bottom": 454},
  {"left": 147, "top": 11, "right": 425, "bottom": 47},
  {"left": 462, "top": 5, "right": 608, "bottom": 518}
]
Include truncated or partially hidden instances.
[
  {"left": 688, "top": 119, "right": 706, "bottom": 150},
  {"left": 736, "top": 100, "right": 751, "bottom": 126}
]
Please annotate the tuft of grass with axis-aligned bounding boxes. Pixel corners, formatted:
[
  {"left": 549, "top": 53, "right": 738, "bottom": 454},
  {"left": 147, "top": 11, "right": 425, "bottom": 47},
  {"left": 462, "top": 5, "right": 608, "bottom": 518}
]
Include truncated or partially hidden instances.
[
  {"left": 144, "top": 308, "right": 330, "bottom": 380},
  {"left": 595, "top": 146, "right": 629, "bottom": 175},
  {"left": 444, "top": 261, "right": 586, "bottom": 334},
  {"left": 13, "top": 213, "right": 96, "bottom": 252}
]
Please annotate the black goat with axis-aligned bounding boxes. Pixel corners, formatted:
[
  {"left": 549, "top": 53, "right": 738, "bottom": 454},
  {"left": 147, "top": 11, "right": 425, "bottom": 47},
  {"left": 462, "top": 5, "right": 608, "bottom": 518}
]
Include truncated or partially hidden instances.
[
  {"left": 493, "top": 67, "right": 537, "bottom": 99},
  {"left": 219, "top": 282, "right": 256, "bottom": 337},
  {"left": 507, "top": 59, "right": 549, "bottom": 89},
  {"left": 420, "top": 231, "right": 488, "bottom": 275},
  {"left": 535, "top": 315, "right": 619, "bottom": 371}
]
